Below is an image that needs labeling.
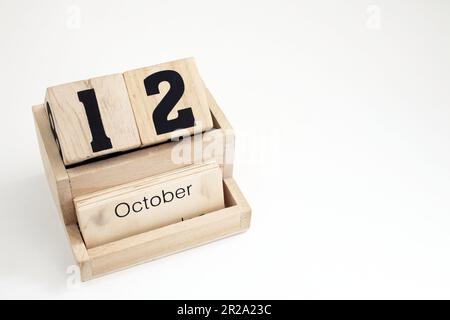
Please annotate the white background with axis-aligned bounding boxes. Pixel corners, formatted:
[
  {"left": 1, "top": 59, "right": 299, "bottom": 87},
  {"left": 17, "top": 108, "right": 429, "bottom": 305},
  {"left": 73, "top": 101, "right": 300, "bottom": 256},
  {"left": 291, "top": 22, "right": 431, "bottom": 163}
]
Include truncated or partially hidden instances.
[{"left": 0, "top": 0, "right": 450, "bottom": 299}]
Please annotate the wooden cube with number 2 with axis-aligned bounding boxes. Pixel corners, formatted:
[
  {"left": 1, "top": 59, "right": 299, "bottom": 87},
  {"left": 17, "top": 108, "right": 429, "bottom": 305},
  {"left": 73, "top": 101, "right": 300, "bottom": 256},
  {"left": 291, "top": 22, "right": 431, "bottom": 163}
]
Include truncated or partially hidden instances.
[{"left": 123, "top": 57, "right": 213, "bottom": 147}]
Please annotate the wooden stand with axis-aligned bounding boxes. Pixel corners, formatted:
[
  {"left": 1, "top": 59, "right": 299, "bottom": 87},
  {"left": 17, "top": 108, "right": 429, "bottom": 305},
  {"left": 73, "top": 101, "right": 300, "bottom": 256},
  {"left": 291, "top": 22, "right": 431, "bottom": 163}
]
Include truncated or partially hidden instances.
[{"left": 33, "top": 89, "right": 251, "bottom": 281}]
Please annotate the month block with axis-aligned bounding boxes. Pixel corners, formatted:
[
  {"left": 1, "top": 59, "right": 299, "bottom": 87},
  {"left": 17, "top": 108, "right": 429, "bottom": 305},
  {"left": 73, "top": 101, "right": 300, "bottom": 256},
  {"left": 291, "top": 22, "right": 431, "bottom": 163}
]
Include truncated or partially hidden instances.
[
  {"left": 123, "top": 58, "right": 213, "bottom": 147},
  {"left": 74, "top": 161, "right": 224, "bottom": 248},
  {"left": 45, "top": 74, "right": 141, "bottom": 165}
]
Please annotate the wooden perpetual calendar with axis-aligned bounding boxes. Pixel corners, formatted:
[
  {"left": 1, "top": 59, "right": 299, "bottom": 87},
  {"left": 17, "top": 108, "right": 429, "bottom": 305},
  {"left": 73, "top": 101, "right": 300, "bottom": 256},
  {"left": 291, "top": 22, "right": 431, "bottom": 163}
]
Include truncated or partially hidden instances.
[{"left": 33, "top": 58, "right": 251, "bottom": 281}]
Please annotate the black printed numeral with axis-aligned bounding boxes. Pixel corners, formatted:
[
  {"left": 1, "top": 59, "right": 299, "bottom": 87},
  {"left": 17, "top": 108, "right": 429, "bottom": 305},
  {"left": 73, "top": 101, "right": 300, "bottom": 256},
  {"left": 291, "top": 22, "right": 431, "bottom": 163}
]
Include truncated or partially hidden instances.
[
  {"left": 144, "top": 70, "right": 195, "bottom": 135},
  {"left": 77, "top": 89, "right": 112, "bottom": 152}
]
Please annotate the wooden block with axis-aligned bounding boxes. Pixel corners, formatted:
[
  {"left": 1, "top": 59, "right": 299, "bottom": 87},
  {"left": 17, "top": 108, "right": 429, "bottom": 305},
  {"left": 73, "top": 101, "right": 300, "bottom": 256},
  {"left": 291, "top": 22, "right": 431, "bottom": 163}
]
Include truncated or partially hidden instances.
[
  {"left": 45, "top": 74, "right": 141, "bottom": 165},
  {"left": 74, "top": 162, "right": 225, "bottom": 248},
  {"left": 123, "top": 57, "right": 213, "bottom": 147}
]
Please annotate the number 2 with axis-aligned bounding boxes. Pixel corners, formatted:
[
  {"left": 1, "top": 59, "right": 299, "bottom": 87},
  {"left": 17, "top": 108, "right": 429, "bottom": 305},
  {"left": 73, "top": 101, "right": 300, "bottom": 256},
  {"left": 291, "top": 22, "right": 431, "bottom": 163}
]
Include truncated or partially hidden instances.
[{"left": 144, "top": 70, "right": 195, "bottom": 135}]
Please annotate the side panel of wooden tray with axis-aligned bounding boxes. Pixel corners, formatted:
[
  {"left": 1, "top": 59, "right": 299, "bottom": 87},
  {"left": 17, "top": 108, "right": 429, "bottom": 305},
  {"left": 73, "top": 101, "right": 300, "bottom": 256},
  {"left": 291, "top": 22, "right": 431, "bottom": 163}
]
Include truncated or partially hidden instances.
[
  {"left": 206, "top": 90, "right": 234, "bottom": 177},
  {"left": 66, "top": 224, "right": 92, "bottom": 280}
]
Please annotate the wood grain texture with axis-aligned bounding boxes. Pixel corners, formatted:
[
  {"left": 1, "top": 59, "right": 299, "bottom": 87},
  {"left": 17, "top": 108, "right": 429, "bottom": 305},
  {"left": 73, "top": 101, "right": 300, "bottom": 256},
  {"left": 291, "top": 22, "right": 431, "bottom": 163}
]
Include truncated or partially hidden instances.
[
  {"left": 45, "top": 74, "right": 141, "bottom": 165},
  {"left": 75, "top": 162, "right": 225, "bottom": 248},
  {"left": 123, "top": 57, "right": 213, "bottom": 146}
]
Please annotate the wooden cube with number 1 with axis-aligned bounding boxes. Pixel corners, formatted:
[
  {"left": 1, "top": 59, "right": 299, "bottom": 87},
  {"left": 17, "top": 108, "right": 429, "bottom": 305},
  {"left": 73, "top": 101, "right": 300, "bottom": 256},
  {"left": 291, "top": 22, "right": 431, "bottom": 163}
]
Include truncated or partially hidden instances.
[{"left": 45, "top": 74, "right": 141, "bottom": 165}]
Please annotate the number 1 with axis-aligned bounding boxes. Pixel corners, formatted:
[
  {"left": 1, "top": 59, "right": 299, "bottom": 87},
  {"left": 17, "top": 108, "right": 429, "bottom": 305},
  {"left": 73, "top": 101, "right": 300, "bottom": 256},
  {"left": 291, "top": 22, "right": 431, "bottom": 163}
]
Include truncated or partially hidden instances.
[{"left": 77, "top": 89, "right": 113, "bottom": 152}]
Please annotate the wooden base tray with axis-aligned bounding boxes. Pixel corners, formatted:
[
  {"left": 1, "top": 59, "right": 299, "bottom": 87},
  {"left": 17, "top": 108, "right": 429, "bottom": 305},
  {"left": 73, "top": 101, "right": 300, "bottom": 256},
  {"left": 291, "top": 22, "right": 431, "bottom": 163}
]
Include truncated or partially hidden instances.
[
  {"left": 68, "top": 177, "right": 250, "bottom": 281},
  {"left": 33, "top": 89, "right": 251, "bottom": 281}
]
